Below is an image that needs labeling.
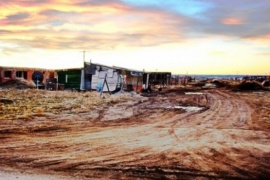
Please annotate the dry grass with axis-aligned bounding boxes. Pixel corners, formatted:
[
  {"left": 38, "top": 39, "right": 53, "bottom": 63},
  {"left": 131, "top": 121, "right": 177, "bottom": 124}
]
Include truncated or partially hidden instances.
[
  {"left": 0, "top": 89, "right": 136, "bottom": 120},
  {"left": 239, "top": 92, "right": 270, "bottom": 130}
]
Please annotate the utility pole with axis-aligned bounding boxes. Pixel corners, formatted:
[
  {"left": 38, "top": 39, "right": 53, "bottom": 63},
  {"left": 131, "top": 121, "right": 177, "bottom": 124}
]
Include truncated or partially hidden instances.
[
  {"left": 83, "top": 50, "right": 86, "bottom": 68},
  {"left": 81, "top": 50, "right": 90, "bottom": 90},
  {"left": 83, "top": 50, "right": 91, "bottom": 65},
  {"left": 83, "top": 50, "right": 85, "bottom": 66}
]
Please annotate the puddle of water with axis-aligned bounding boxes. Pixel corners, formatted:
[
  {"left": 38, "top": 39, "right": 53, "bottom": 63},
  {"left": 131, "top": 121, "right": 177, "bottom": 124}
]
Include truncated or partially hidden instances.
[
  {"left": 202, "top": 83, "right": 216, "bottom": 88},
  {"left": 174, "top": 106, "right": 204, "bottom": 112},
  {"left": 166, "top": 105, "right": 204, "bottom": 112},
  {"left": 185, "top": 92, "right": 204, "bottom": 95},
  {"left": 252, "top": 91, "right": 264, "bottom": 94}
]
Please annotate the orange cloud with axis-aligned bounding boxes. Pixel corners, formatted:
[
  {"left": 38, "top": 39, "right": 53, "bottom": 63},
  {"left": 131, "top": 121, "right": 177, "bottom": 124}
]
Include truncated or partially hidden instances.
[
  {"left": 0, "top": 0, "right": 187, "bottom": 51},
  {"left": 244, "top": 34, "right": 270, "bottom": 45},
  {"left": 222, "top": 18, "right": 244, "bottom": 25}
]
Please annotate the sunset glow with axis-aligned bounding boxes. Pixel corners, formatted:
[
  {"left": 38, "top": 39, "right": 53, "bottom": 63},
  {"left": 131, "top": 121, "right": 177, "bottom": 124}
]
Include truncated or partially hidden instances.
[{"left": 0, "top": 0, "right": 270, "bottom": 75}]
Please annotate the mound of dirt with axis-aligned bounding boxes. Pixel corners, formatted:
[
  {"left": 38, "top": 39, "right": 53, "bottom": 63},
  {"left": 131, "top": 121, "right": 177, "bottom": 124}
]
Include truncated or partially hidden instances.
[
  {"left": 262, "top": 80, "right": 270, "bottom": 87},
  {"left": 0, "top": 78, "right": 36, "bottom": 89},
  {"left": 233, "top": 81, "right": 266, "bottom": 91},
  {"left": 189, "top": 81, "right": 206, "bottom": 87},
  {"left": 211, "top": 79, "right": 232, "bottom": 88}
]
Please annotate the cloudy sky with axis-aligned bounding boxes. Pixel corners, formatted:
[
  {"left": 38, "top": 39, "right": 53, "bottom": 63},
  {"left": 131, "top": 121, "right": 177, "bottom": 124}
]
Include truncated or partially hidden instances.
[{"left": 0, "top": 0, "right": 269, "bottom": 74}]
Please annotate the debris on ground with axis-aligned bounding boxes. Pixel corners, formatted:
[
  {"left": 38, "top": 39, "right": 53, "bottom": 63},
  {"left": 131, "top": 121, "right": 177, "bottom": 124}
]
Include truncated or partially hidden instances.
[
  {"left": 262, "top": 80, "right": 270, "bottom": 87},
  {"left": 0, "top": 98, "right": 13, "bottom": 104},
  {"left": 233, "top": 81, "right": 266, "bottom": 91},
  {"left": 0, "top": 78, "right": 36, "bottom": 89}
]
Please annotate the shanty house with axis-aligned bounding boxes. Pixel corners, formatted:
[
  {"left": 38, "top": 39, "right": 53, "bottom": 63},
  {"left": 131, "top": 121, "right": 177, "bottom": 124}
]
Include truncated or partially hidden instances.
[
  {"left": 57, "top": 63, "right": 122, "bottom": 92},
  {"left": 111, "top": 66, "right": 143, "bottom": 92},
  {"left": 143, "top": 72, "right": 171, "bottom": 89},
  {"left": 57, "top": 63, "right": 145, "bottom": 93}
]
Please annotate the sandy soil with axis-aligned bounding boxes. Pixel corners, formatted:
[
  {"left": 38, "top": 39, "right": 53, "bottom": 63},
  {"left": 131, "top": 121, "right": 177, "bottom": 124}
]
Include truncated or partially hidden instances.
[
  {"left": 0, "top": 170, "right": 66, "bottom": 180},
  {"left": 0, "top": 87, "right": 269, "bottom": 179}
]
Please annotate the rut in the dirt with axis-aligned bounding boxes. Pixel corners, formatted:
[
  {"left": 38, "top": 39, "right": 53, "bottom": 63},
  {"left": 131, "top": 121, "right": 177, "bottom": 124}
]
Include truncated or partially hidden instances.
[{"left": 0, "top": 89, "right": 269, "bottom": 179}]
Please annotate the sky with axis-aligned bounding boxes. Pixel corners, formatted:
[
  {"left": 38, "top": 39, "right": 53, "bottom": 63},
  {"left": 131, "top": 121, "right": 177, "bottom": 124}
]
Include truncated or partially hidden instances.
[{"left": 0, "top": 0, "right": 270, "bottom": 75}]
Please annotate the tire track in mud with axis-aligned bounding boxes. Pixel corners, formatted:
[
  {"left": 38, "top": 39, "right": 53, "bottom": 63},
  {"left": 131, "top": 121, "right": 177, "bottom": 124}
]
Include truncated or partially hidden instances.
[
  {"left": 0, "top": 90, "right": 269, "bottom": 179},
  {"left": 90, "top": 90, "right": 268, "bottom": 179},
  {"left": 89, "top": 91, "right": 255, "bottom": 178},
  {"left": 171, "top": 90, "right": 252, "bottom": 129},
  {"left": 210, "top": 90, "right": 252, "bottom": 129},
  {"left": 167, "top": 90, "right": 269, "bottom": 179}
]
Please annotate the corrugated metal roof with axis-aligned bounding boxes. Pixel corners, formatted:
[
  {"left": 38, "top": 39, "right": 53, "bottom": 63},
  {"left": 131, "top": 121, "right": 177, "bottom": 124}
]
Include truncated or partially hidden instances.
[
  {"left": 0, "top": 59, "right": 172, "bottom": 75},
  {"left": 145, "top": 71, "right": 171, "bottom": 74}
]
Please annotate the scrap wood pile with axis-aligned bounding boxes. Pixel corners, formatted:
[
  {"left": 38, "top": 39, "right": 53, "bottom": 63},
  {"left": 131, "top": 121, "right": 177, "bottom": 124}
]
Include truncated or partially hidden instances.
[{"left": 0, "top": 78, "right": 36, "bottom": 89}]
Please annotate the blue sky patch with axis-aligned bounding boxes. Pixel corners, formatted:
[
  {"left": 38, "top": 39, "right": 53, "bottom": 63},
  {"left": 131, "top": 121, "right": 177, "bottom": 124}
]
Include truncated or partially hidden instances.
[{"left": 121, "top": 0, "right": 214, "bottom": 17}]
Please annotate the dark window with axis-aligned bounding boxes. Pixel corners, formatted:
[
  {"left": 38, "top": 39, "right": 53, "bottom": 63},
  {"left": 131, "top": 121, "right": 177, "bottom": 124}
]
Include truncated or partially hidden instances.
[
  {"left": 16, "top": 71, "right": 23, "bottom": 78},
  {"left": 16, "top": 71, "right": 27, "bottom": 79},
  {"left": 4, "top": 71, "right": 12, "bottom": 78},
  {"left": 23, "top": 71, "right": 27, "bottom": 79}
]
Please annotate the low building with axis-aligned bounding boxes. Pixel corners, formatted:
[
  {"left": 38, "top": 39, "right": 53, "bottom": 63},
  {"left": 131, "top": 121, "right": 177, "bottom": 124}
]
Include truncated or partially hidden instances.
[
  {"left": 0, "top": 66, "right": 56, "bottom": 89},
  {"left": 143, "top": 72, "right": 171, "bottom": 89},
  {"left": 57, "top": 63, "right": 123, "bottom": 92},
  {"left": 0, "top": 65, "right": 172, "bottom": 92},
  {"left": 111, "top": 65, "right": 144, "bottom": 92},
  {"left": 57, "top": 63, "right": 144, "bottom": 93}
]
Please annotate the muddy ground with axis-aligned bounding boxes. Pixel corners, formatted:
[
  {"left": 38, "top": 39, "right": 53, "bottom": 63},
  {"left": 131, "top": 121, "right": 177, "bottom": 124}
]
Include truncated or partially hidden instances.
[{"left": 0, "top": 86, "right": 269, "bottom": 179}]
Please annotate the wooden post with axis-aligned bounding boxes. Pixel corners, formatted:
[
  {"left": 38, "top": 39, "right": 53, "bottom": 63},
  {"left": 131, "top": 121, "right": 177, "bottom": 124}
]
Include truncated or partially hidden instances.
[
  {"left": 100, "top": 74, "right": 111, "bottom": 96},
  {"left": 136, "top": 76, "right": 139, "bottom": 92},
  {"left": 36, "top": 78, "right": 38, "bottom": 90}
]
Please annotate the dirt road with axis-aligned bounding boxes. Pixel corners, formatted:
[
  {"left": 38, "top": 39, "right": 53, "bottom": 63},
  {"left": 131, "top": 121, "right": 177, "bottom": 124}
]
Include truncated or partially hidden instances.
[{"left": 0, "top": 88, "right": 269, "bottom": 179}]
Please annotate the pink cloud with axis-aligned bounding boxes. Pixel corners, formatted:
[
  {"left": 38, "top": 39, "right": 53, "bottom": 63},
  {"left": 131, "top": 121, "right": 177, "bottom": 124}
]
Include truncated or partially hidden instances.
[{"left": 222, "top": 18, "right": 244, "bottom": 25}]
